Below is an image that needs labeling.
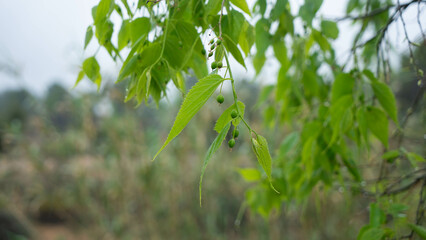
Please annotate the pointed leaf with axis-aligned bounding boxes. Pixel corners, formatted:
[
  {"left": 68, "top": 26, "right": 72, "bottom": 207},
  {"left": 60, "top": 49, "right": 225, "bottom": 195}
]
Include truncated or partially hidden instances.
[
  {"left": 251, "top": 135, "right": 279, "bottom": 193},
  {"left": 153, "top": 74, "right": 225, "bottom": 160},
  {"left": 408, "top": 223, "right": 426, "bottom": 239},
  {"left": 230, "top": 0, "right": 251, "bottom": 16},
  {"left": 366, "top": 107, "right": 389, "bottom": 148},
  {"left": 371, "top": 81, "right": 398, "bottom": 125},
  {"left": 223, "top": 34, "right": 246, "bottom": 69},
  {"left": 84, "top": 26, "right": 93, "bottom": 49},
  {"left": 199, "top": 122, "right": 231, "bottom": 205}
]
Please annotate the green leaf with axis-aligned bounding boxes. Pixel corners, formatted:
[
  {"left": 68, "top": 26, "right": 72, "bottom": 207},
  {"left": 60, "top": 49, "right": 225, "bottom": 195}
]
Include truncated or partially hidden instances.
[
  {"left": 82, "top": 56, "right": 101, "bottom": 90},
  {"left": 408, "top": 223, "right": 426, "bottom": 239},
  {"left": 239, "top": 22, "right": 255, "bottom": 56},
  {"left": 312, "top": 29, "right": 331, "bottom": 52},
  {"left": 279, "top": 132, "right": 299, "bottom": 156},
  {"left": 255, "top": 19, "right": 271, "bottom": 55},
  {"left": 74, "top": 70, "right": 85, "bottom": 88},
  {"left": 270, "top": 0, "right": 287, "bottom": 20},
  {"left": 223, "top": 34, "right": 246, "bottom": 69},
  {"left": 95, "top": 0, "right": 113, "bottom": 23},
  {"left": 366, "top": 107, "right": 389, "bottom": 148},
  {"left": 371, "top": 81, "right": 398, "bottom": 125},
  {"left": 321, "top": 20, "right": 339, "bottom": 39},
  {"left": 332, "top": 73, "right": 355, "bottom": 102},
  {"left": 230, "top": 0, "right": 251, "bottom": 16},
  {"left": 359, "top": 227, "right": 385, "bottom": 240},
  {"left": 299, "top": 0, "right": 323, "bottom": 25},
  {"left": 330, "top": 95, "right": 353, "bottom": 144},
  {"left": 84, "top": 26, "right": 93, "bottom": 49},
  {"left": 238, "top": 168, "right": 262, "bottom": 182},
  {"left": 369, "top": 203, "right": 385, "bottom": 227},
  {"left": 357, "top": 107, "right": 368, "bottom": 144},
  {"left": 130, "top": 17, "right": 151, "bottom": 45},
  {"left": 251, "top": 134, "right": 279, "bottom": 193},
  {"left": 199, "top": 122, "right": 231, "bottom": 206},
  {"left": 214, "top": 101, "right": 245, "bottom": 133},
  {"left": 153, "top": 74, "right": 225, "bottom": 160},
  {"left": 118, "top": 20, "right": 130, "bottom": 50},
  {"left": 117, "top": 54, "right": 139, "bottom": 82},
  {"left": 382, "top": 150, "right": 400, "bottom": 161}
]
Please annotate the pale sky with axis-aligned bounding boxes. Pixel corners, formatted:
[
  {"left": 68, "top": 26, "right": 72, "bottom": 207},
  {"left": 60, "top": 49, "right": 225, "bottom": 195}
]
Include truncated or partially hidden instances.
[{"left": 0, "top": 0, "right": 424, "bottom": 96}]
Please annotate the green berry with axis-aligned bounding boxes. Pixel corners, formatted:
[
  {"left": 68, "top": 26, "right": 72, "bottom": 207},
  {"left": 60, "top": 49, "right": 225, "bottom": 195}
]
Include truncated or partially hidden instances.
[
  {"left": 201, "top": 49, "right": 206, "bottom": 55},
  {"left": 209, "top": 39, "right": 214, "bottom": 44},
  {"left": 231, "top": 110, "right": 238, "bottom": 119},
  {"left": 216, "top": 39, "right": 222, "bottom": 45},
  {"left": 232, "top": 129, "right": 239, "bottom": 138},
  {"left": 228, "top": 139, "right": 235, "bottom": 148},
  {"left": 178, "top": 41, "right": 183, "bottom": 47},
  {"left": 217, "top": 62, "right": 223, "bottom": 68},
  {"left": 211, "top": 61, "right": 218, "bottom": 69},
  {"left": 216, "top": 94, "right": 224, "bottom": 104},
  {"left": 208, "top": 52, "right": 213, "bottom": 57},
  {"left": 210, "top": 44, "right": 215, "bottom": 50}
]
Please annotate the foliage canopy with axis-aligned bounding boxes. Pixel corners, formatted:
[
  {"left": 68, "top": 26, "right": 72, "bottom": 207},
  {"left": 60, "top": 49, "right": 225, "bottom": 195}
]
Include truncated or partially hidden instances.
[{"left": 77, "top": 0, "right": 426, "bottom": 238}]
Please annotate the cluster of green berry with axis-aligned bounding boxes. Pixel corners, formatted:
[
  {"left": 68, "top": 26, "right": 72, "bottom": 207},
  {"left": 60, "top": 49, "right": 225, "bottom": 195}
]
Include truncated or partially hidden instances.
[{"left": 201, "top": 38, "right": 224, "bottom": 70}]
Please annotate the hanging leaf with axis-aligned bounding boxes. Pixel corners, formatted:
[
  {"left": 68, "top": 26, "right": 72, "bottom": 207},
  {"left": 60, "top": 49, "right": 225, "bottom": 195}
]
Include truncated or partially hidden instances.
[
  {"left": 199, "top": 122, "right": 231, "bottom": 206},
  {"left": 153, "top": 74, "right": 225, "bottom": 160},
  {"left": 223, "top": 34, "right": 246, "bottom": 69},
  {"left": 84, "top": 26, "right": 93, "bottom": 49},
  {"left": 82, "top": 56, "right": 101, "bottom": 90},
  {"left": 371, "top": 81, "right": 399, "bottom": 125},
  {"left": 366, "top": 107, "right": 389, "bottom": 148},
  {"left": 251, "top": 134, "right": 279, "bottom": 193},
  {"left": 230, "top": 0, "right": 251, "bottom": 16}
]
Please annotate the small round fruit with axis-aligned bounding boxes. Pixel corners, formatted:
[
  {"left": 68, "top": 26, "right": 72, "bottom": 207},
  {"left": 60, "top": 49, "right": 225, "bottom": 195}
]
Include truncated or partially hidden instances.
[
  {"left": 201, "top": 49, "right": 206, "bottom": 55},
  {"left": 211, "top": 61, "right": 218, "bottom": 69},
  {"left": 217, "top": 62, "right": 223, "bottom": 68},
  {"left": 216, "top": 39, "right": 222, "bottom": 45},
  {"left": 232, "top": 129, "right": 239, "bottom": 138},
  {"left": 231, "top": 110, "right": 238, "bottom": 119},
  {"left": 208, "top": 52, "right": 213, "bottom": 57},
  {"left": 209, "top": 39, "right": 214, "bottom": 44},
  {"left": 216, "top": 94, "right": 224, "bottom": 104},
  {"left": 228, "top": 139, "right": 235, "bottom": 148},
  {"left": 210, "top": 44, "right": 215, "bottom": 50}
]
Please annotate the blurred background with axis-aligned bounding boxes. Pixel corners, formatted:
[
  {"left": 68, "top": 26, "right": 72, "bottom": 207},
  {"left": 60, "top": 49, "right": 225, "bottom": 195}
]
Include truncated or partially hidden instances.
[{"left": 0, "top": 0, "right": 425, "bottom": 240}]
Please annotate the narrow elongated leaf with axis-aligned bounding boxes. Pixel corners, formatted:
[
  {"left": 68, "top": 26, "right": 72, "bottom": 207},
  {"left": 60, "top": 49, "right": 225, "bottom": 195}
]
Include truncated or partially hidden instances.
[
  {"left": 199, "top": 122, "right": 231, "bottom": 205},
  {"left": 251, "top": 135, "right": 279, "bottom": 193},
  {"left": 366, "top": 107, "right": 389, "bottom": 148},
  {"left": 408, "top": 223, "right": 426, "bottom": 239},
  {"left": 223, "top": 34, "right": 246, "bottom": 69},
  {"left": 359, "top": 227, "right": 385, "bottom": 240},
  {"left": 214, "top": 101, "right": 245, "bottom": 133},
  {"left": 371, "top": 81, "right": 398, "bottom": 125},
  {"left": 153, "top": 74, "right": 225, "bottom": 160},
  {"left": 84, "top": 26, "right": 93, "bottom": 49},
  {"left": 118, "top": 20, "right": 130, "bottom": 50},
  {"left": 230, "top": 0, "right": 251, "bottom": 16}
]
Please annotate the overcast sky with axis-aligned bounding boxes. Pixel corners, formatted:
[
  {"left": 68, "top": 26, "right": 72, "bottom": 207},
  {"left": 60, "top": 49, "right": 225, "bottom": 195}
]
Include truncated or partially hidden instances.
[{"left": 0, "top": 0, "right": 424, "bottom": 96}]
